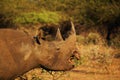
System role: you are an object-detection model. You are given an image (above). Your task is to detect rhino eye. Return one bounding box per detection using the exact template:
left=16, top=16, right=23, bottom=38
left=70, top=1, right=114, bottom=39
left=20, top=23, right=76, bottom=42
left=33, top=36, right=41, bottom=45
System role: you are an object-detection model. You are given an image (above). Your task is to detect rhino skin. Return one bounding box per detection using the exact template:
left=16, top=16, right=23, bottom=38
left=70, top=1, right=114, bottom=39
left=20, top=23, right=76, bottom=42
left=0, top=21, right=79, bottom=80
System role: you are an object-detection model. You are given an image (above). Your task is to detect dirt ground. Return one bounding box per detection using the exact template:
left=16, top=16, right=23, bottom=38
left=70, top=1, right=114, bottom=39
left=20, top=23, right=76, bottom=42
left=70, top=56, right=120, bottom=80
left=63, top=59, right=120, bottom=80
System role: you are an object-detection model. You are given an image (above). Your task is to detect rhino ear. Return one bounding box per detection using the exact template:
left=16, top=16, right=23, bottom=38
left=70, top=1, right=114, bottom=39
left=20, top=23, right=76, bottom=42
left=55, top=28, right=63, bottom=41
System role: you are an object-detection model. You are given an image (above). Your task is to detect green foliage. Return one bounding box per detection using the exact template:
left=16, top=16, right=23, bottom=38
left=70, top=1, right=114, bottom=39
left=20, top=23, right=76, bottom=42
left=0, top=0, right=38, bottom=27
left=73, top=57, right=83, bottom=67
left=75, top=0, right=120, bottom=25
left=0, top=0, right=120, bottom=27
left=14, top=11, right=62, bottom=24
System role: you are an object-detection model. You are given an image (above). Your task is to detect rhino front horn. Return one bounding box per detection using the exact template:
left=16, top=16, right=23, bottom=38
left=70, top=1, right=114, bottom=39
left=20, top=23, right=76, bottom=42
left=70, top=21, right=76, bottom=35
left=55, top=28, right=63, bottom=41
left=65, top=21, right=76, bottom=42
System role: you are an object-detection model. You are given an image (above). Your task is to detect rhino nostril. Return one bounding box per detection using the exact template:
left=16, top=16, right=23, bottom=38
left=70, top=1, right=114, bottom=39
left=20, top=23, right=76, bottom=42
left=72, top=65, right=75, bottom=68
left=73, top=51, right=80, bottom=60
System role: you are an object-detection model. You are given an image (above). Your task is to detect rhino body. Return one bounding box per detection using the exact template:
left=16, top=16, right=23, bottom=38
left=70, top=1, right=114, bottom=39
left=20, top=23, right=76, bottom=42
left=0, top=21, right=79, bottom=80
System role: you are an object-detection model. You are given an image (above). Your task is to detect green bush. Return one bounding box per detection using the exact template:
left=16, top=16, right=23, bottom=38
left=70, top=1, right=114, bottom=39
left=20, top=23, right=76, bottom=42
left=14, top=11, right=62, bottom=25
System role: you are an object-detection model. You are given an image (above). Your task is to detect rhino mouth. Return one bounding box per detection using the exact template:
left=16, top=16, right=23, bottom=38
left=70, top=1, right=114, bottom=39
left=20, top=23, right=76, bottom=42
left=68, top=51, right=80, bottom=66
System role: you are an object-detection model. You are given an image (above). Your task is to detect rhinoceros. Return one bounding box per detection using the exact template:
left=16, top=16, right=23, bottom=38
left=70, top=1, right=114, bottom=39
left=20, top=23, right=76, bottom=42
left=0, top=21, right=79, bottom=80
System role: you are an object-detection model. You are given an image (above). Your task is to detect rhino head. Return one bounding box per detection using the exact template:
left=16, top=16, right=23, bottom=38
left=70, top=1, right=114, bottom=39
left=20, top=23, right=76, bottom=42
left=34, top=21, right=79, bottom=70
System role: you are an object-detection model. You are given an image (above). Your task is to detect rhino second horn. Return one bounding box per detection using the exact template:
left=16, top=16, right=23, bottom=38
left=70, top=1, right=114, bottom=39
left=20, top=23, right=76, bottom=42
left=55, top=28, right=63, bottom=41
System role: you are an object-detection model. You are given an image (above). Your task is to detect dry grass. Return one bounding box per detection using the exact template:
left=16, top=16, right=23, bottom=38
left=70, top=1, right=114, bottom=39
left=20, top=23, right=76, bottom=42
left=77, top=44, right=114, bottom=73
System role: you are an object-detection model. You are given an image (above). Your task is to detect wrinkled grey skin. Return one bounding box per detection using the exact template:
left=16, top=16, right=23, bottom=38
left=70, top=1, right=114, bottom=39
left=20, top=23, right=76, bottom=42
left=0, top=21, right=79, bottom=80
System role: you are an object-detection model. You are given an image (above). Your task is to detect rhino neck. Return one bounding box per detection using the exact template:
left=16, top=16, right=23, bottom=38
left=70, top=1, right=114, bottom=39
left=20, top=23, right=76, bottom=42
left=14, top=43, right=39, bottom=75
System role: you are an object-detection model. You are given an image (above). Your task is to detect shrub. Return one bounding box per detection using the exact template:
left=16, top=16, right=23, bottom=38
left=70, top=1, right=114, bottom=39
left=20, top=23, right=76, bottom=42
left=77, top=32, right=104, bottom=45
left=14, top=10, right=62, bottom=25
left=77, top=35, right=86, bottom=44
left=86, top=33, right=101, bottom=45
